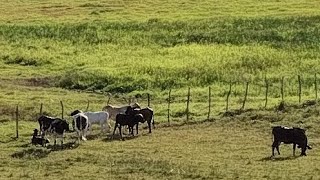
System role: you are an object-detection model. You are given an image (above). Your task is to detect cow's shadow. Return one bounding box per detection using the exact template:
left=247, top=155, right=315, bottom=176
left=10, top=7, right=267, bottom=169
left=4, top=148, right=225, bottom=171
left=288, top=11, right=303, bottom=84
left=259, top=156, right=300, bottom=161
left=46, top=141, right=79, bottom=151
left=11, top=148, right=51, bottom=159
left=102, top=133, right=140, bottom=142
left=85, top=133, right=104, bottom=141
left=0, top=137, right=17, bottom=144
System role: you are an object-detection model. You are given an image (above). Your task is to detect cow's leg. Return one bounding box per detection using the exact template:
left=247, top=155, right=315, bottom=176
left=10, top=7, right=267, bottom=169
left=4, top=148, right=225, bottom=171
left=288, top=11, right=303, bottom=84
left=300, top=144, right=307, bottom=156
left=60, top=134, right=64, bottom=149
left=136, top=123, right=139, bottom=135
left=87, top=124, right=91, bottom=135
left=100, top=123, right=104, bottom=133
left=82, top=129, right=88, bottom=141
left=112, top=124, right=117, bottom=136
left=108, top=121, right=112, bottom=130
left=148, top=121, right=152, bottom=133
left=272, top=141, right=279, bottom=156
left=54, top=135, right=57, bottom=147
left=119, top=125, right=123, bottom=140
left=276, top=145, right=280, bottom=155
left=130, top=125, right=134, bottom=136
left=76, top=130, right=81, bottom=143
left=293, top=144, right=296, bottom=156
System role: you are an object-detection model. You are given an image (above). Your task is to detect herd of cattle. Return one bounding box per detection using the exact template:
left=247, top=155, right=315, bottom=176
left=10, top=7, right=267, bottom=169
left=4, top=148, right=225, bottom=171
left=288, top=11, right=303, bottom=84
left=31, top=102, right=313, bottom=157
left=32, top=103, right=154, bottom=146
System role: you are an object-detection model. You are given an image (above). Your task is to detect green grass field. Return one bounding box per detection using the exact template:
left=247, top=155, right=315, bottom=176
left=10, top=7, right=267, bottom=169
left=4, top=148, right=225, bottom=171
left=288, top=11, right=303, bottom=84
left=1, top=0, right=320, bottom=179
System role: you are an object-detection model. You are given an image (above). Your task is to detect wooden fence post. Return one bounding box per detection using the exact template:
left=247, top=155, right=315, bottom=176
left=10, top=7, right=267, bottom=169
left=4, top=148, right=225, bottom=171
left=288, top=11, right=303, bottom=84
left=226, top=83, right=232, bottom=112
left=167, top=89, right=171, bottom=124
left=265, top=77, right=269, bottom=108
left=15, top=104, right=19, bottom=139
left=39, top=103, right=43, bottom=117
left=106, top=94, right=111, bottom=105
left=147, top=93, right=150, bottom=107
left=281, top=77, right=284, bottom=102
left=241, top=82, right=249, bottom=110
left=208, top=86, right=211, bottom=120
left=298, top=75, right=302, bottom=104
left=186, top=87, right=191, bottom=122
left=60, top=101, right=64, bottom=119
left=86, top=100, right=90, bottom=111
left=315, top=73, right=318, bottom=101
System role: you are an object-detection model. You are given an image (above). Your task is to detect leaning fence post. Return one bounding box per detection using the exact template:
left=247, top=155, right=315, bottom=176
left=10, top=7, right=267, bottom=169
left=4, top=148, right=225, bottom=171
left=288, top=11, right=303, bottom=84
left=39, top=103, right=43, bottom=117
left=106, top=94, right=111, bottom=105
left=226, top=83, right=232, bottom=112
left=298, top=75, right=302, bottom=104
left=281, top=77, right=284, bottom=102
left=15, top=104, right=19, bottom=139
left=147, top=93, right=150, bottom=107
left=241, top=82, right=249, bottom=110
left=265, top=77, right=269, bottom=108
left=60, top=101, right=64, bottom=119
left=167, top=89, right=171, bottom=124
left=186, top=87, right=191, bottom=122
left=208, top=86, right=211, bottom=120
left=86, top=100, right=90, bottom=111
left=315, top=73, right=318, bottom=101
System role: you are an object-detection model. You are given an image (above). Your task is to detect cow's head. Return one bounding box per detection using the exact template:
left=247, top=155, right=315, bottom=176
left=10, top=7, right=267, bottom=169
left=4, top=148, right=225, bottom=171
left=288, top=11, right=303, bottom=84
left=70, top=110, right=83, bottom=116
left=131, top=102, right=140, bottom=109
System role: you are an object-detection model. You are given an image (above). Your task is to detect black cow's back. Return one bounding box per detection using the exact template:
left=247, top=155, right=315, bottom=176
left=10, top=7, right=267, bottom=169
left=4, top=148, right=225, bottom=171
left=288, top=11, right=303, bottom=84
left=38, top=115, right=55, bottom=132
left=50, top=119, right=69, bottom=135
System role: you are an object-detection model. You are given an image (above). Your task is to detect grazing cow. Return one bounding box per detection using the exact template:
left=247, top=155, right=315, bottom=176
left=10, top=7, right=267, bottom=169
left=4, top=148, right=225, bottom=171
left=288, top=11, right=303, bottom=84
left=71, top=110, right=109, bottom=133
left=38, top=115, right=56, bottom=135
left=113, top=113, right=145, bottom=140
left=102, top=102, right=140, bottom=120
left=272, top=126, right=312, bottom=156
left=31, top=129, right=50, bottom=147
left=126, top=106, right=154, bottom=133
left=47, top=119, right=70, bottom=146
left=71, top=110, right=89, bottom=141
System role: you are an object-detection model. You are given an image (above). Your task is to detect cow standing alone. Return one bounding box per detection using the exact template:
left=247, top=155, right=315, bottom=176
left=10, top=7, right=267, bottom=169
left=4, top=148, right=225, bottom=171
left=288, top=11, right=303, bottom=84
left=271, top=126, right=312, bottom=156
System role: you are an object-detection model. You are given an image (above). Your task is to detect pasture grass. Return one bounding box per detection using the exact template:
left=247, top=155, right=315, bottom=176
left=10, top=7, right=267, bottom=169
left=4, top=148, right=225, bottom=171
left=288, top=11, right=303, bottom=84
left=1, top=0, right=320, bottom=178
left=1, top=108, right=320, bottom=179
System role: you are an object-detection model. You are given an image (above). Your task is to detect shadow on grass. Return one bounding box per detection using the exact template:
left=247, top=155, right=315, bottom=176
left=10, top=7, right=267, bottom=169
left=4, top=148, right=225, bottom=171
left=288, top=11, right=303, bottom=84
left=259, top=156, right=300, bottom=161
left=0, top=137, right=17, bottom=144
left=46, top=141, right=79, bottom=151
left=102, top=133, right=140, bottom=142
left=11, top=148, right=51, bottom=159
left=85, top=133, right=104, bottom=140
left=12, top=141, right=80, bottom=159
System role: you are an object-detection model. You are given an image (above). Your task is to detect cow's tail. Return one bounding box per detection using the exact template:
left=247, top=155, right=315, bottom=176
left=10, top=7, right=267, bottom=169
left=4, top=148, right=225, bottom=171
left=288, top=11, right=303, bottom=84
left=152, top=113, right=155, bottom=129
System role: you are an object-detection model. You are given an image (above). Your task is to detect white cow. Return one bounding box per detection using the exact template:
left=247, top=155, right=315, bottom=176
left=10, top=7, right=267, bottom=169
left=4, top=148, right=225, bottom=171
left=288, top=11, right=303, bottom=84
left=71, top=110, right=110, bottom=134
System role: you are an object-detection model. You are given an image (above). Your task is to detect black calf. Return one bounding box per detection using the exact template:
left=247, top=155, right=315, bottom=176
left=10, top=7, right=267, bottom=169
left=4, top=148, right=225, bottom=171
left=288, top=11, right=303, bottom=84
left=113, top=113, right=144, bottom=140
left=126, top=106, right=154, bottom=133
left=31, top=129, right=50, bottom=147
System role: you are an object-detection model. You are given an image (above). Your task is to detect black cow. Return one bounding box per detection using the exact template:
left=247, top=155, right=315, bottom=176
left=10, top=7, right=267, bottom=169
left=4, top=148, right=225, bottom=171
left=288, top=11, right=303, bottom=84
left=31, top=129, right=50, bottom=147
left=272, top=126, right=312, bottom=156
left=48, top=119, right=70, bottom=146
left=126, top=106, right=154, bottom=133
left=113, top=113, right=144, bottom=140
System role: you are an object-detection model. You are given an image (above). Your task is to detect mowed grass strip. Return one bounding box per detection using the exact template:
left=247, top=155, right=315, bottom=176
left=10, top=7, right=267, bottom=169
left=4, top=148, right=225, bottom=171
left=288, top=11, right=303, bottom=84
left=1, top=120, right=320, bottom=179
